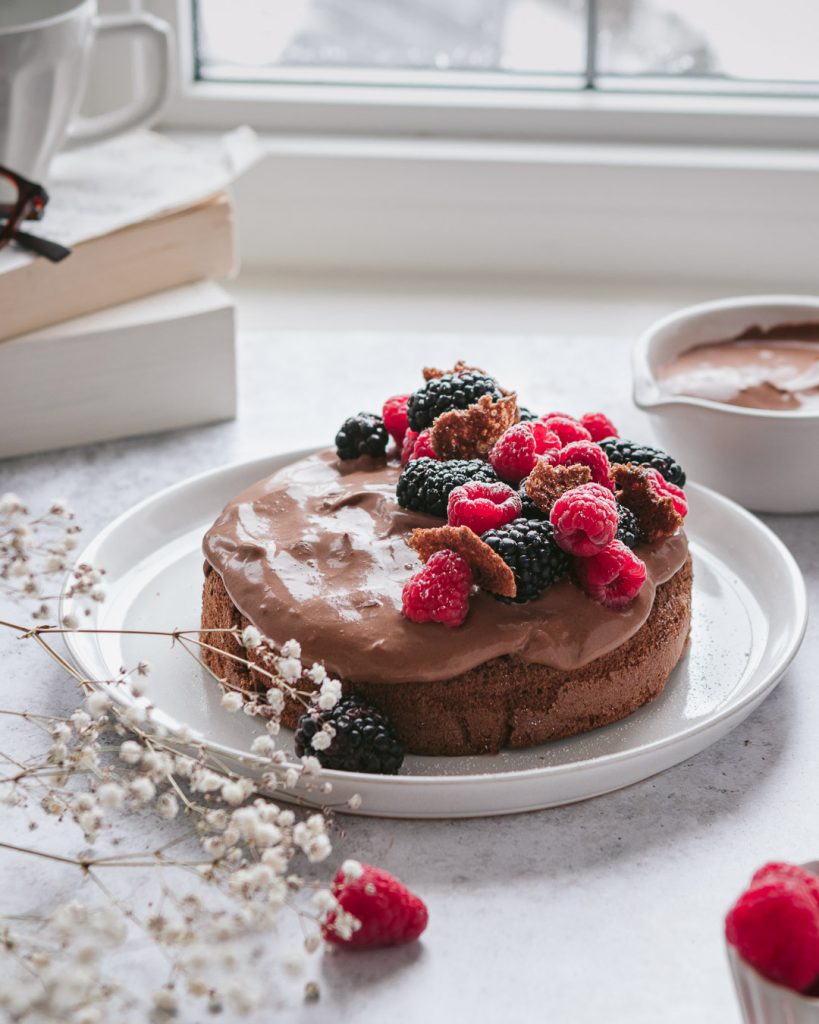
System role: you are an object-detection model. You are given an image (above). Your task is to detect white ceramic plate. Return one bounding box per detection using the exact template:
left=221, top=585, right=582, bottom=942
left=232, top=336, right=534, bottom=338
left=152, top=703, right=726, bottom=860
left=62, top=449, right=807, bottom=819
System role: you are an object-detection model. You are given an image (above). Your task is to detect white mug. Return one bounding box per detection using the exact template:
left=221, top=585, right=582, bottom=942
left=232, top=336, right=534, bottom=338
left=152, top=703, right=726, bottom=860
left=0, top=0, right=173, bottom=182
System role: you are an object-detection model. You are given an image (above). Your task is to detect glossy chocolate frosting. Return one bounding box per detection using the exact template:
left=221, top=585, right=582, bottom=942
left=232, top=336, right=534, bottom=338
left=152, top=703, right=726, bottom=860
left=203, top=451, right=689, bottom=684
left=659, top=322, right=819, bottom=411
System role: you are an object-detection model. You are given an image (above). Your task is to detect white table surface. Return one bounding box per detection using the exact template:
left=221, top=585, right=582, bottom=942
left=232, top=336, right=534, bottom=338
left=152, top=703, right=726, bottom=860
left=1, top=329, right=816, bottom=1023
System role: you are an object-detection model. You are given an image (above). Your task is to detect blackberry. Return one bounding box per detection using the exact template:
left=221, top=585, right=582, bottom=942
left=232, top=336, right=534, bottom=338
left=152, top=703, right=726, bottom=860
left=396, top=458, right=497, bottom=518
left=599, top=438, right=686, bottom=487
left=616, top=504, right=642, bottom=549
left=517, top=483, right=547, bottom=520
left=335, top=413, right=388, bottom=460
left=518, top=406, right=538, bottom=422
left=294, top=695, right=404, bottom=775
left=482, top=517, right=570, bottom=603
left=406, top=371, right=502, bottom=431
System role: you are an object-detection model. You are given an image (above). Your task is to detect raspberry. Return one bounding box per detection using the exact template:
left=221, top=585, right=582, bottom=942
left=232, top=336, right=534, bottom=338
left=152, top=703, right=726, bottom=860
left=540, top=415, right=592, bottom=446
left=550, top=440, right=614, bottom=490
left=580, top=412, right=619, bottom=442
left=295, top=695, right=404, bottom=775
left=645, top=467, right=688, bottom=518
left=481, top=518, right=570, bottom=603
left=550, top=483, right=619, bottom=557
left=323, top=863, right=428, bottom=949
left=752, top=863, right=819, bottom=907
left=407, top=371, right=502, bottom=431
left=408, top=428, right=437, bottom=462
left=575, top=539, right=647, bottom=609
left=401, top=549, right=473, bottom=627
left=447, top=481, right=522, bottom=534
left=726, top=879, right=819, bottom=992
left=397, top=458, right=498, bottom=518
left=382, top=394, right=410, bottom=447
left=489, top=422, right=561, bottom=484
left=598, top=438, right=686, bottom=487
left=400, top=429, right=418, bottom=465
left=335, top=413, right=388, bottom=460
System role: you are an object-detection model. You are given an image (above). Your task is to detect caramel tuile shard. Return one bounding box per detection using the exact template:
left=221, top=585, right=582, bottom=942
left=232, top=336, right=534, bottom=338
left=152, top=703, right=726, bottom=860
left=409, top=525, right=517, bottom=599
left=429, top=393, right=519, bottom=460
left=525, top=462, right=592, bottom=515
left=612, top=464, right=683, bottom=542
left=422, top=360, right=486, bottom=382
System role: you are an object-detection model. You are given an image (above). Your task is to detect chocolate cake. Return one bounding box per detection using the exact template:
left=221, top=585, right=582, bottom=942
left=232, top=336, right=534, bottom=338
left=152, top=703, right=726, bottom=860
left=201, top=400, right=693, bottom=760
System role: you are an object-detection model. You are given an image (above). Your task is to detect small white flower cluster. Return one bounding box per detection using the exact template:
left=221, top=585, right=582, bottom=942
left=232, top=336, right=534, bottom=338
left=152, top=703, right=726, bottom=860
left=0, top=494, right=98, bottom=620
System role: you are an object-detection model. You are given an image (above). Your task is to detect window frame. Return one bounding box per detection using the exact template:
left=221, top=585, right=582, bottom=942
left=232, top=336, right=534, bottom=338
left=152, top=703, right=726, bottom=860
left=148, top=0, right=819, bottom=149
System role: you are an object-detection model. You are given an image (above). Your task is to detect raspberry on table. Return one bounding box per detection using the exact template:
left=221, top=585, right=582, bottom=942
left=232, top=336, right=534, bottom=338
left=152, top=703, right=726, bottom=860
left=645, top=467, right=688, bottom=518
left=335, top=413, right=388, bottom=460
left=549, top=483, right=619, bottom=557
left=402, top=548, right=473, bottom=627
left=615, top=503, right=642, bottom=549
left=400, top=429, right=418, bottom=465
left=575, top=539, right=647, bottom=609
left=295, top=695, right=404, bottom=775
left=397, top=458, right=498, bottom=518
left=598, top=437, right=687, bottom=487
left=447, top=481, right=522, bottom=534
left=726, top=877, right=819, bottom=992
left=489, top=422, right=561, bottom=484
left=382, top=394, right=410, bottom=447
left=407, top=371, right=502, bottom=431
left=481, top=517, right=570, bottom=603
left=408, top=428, right=437, bottom=462
left=323, top=863, right=429, bottom=949
left=752, top=863, right=819, bottom=906
left=580, top=412, right=619, bottom=442
left=540, top=415, right=592, bottom=446
left=550, top=439, right=614, bottom=490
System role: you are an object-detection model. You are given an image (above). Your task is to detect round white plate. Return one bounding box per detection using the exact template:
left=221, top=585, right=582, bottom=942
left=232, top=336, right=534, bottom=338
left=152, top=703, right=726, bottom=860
left=63, top=449, right=807, bottom=819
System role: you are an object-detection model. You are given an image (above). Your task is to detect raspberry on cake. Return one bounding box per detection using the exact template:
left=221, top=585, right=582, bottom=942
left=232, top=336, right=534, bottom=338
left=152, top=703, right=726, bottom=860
left=580, top=411, right=619, bottom=442
left=200, top=361, right=692, bottom=759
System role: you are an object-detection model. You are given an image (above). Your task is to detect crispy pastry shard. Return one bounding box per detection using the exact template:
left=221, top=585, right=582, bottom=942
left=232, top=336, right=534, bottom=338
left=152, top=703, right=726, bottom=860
left=429, top=393, right=519, bottom=459
left=525, top=462, right=592, bottom=515
left=422, top=360, right=486, bottom=381
left=612, top=463, right=683, bottom=542
left=409, top=525, right=517, bottom=599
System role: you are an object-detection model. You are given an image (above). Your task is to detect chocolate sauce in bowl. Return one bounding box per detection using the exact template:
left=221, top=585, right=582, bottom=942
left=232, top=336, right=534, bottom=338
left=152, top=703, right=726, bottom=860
left=203, top=450, right=688, bottom=684
left=658, top=322, right=819, bottom=412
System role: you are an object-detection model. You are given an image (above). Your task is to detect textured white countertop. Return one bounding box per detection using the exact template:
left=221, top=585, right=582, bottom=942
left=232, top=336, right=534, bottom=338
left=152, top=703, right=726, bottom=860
left=1, top=326, right=816, bottom=1023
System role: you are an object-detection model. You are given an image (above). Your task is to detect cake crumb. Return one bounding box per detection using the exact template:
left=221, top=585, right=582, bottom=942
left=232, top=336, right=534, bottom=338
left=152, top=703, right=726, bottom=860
left=409, top=524, right=517, bottom=599
left=525, top=462, right=592, bottom=514
left=422, top=360, right=486, bottom=381
left=612, top=463, right=683, bottom=541
left=429, top=393, right=519, bottom=459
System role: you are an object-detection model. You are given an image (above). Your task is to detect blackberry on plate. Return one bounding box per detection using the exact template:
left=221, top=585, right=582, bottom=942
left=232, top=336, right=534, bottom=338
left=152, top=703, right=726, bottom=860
left=406, top=371, right=502, bottom=431
left=335, top=413, right=388, bottom=460
left=518, top=406, right=538, bottom=422
left=616, top=504, right=642, bottom=549
left=482, top=517, right=570, bottom=603
left=598, top=438, right=686, bottom=487
left=397, top=458, right=497, bottom=518
left=294, top=695, right=404, bottom=775
left=517, top=483, right=547, bottom=520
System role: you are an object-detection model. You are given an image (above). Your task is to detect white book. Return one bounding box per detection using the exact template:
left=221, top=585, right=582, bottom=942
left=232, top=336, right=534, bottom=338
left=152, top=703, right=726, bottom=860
left=0, top=282, right=236, bottom=458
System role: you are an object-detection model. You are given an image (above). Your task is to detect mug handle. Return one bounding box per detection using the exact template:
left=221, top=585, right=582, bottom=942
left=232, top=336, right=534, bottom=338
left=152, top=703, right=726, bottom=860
left=64, top=12, right=174, bottom=148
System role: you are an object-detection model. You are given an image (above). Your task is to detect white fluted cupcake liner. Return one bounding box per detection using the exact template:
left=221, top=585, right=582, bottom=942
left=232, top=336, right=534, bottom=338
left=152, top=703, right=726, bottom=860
left=727, top=944, right=819, bottom=1023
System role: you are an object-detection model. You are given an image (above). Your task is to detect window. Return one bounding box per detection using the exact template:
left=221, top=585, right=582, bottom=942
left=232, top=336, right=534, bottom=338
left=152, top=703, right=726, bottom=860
left=195, top=0, right=819, bottom=97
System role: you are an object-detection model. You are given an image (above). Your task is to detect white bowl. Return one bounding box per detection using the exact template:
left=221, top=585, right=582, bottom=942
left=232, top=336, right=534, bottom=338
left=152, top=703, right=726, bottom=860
left=727, top=861, right=819, bottom=1023
left=634, top=295, right=819, bottom=513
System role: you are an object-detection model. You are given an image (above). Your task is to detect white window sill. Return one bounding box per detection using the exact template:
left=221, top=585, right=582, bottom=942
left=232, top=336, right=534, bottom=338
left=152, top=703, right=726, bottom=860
left=198, top=129, right=819, bottom=289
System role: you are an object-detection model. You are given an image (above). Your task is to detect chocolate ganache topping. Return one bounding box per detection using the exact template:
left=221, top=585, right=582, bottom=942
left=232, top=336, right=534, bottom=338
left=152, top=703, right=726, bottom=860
left=203, top=450, right=688, bottom=685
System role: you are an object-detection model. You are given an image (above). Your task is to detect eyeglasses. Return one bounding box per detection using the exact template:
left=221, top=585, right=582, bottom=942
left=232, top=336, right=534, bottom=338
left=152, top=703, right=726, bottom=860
left=0, top=165, right=71, bottom=263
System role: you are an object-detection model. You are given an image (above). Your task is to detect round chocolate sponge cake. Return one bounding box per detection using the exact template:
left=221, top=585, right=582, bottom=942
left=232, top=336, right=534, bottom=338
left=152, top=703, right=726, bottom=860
left=200, top=450, right=692, bottom=757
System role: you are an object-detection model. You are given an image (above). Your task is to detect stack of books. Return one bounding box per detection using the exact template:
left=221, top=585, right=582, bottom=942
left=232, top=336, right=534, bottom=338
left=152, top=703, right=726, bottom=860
left=0, top=131, right=253, bottom=458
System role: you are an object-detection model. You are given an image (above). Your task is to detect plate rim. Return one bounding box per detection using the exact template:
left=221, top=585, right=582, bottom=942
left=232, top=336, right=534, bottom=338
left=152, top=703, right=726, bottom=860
left=62, top=449, right=809, bottom=791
